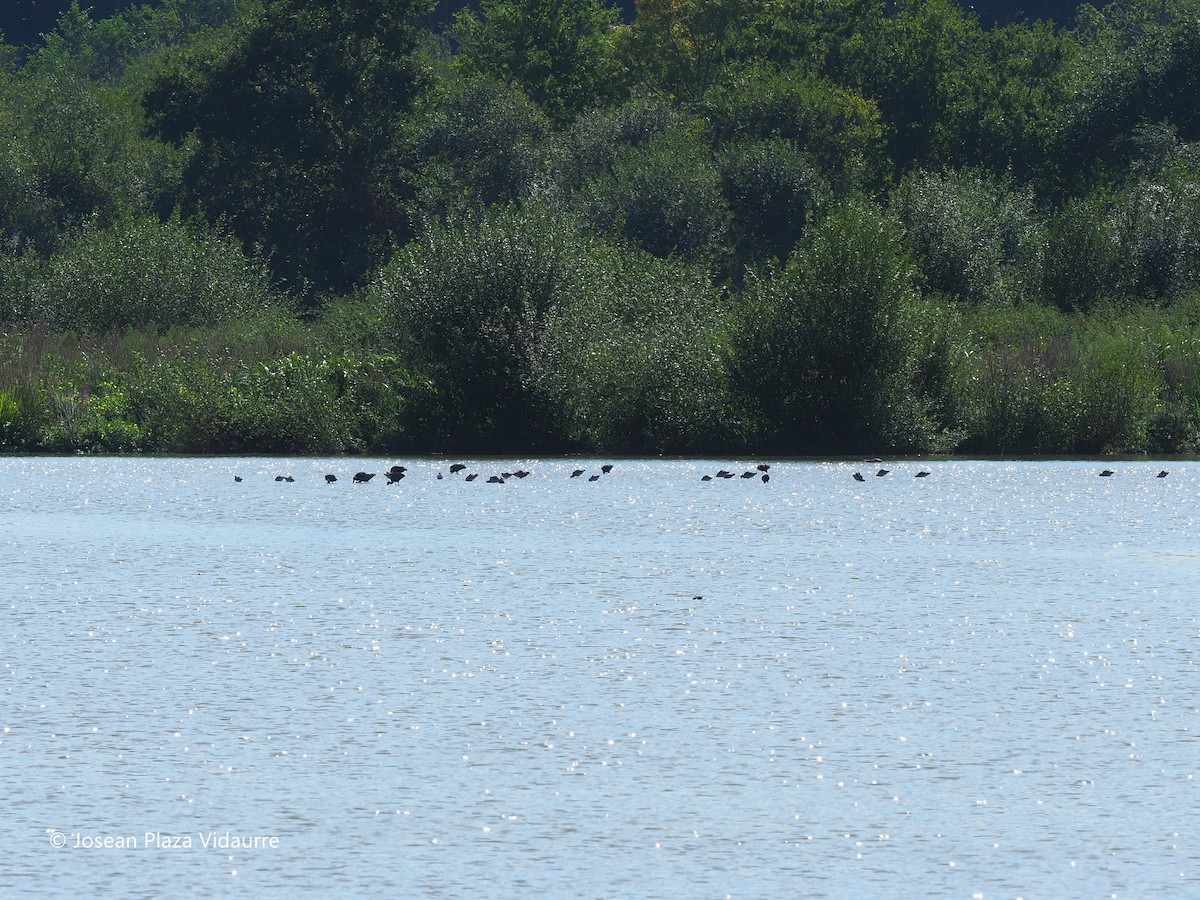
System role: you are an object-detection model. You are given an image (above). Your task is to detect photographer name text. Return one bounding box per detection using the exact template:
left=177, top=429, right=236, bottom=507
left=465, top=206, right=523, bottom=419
left=50, top=831, right=279, bottom=850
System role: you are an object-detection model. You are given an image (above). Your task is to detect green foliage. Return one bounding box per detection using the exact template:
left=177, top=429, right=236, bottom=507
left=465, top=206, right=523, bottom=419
left=1043, top=190, right=1122, bottom=309
left=371, top=202, right=585, bottom=450
left=3, top=0, right=1200, bottom=457
left=574, top=124, right=730, bottom=263
left=892, top=168, right=1045, bottom=304
left=550, top=93, right=681, bottom=192
left=1109, top=165, right=1200, bottom=301
left=732, top=199, right=939, bottom=452
left=538, top=247, right=743, bottom=452
left=701, top=64, right=884, bottom=194
left=0, top=312, right=428, bottom=453
left=409, top=75, right=551, bottom=222
left=143, top=0, right=435, bottom=296
left=17, top=213, right=279, bottom=331
left=372, top=201, right=744, bottom=452
left=718, top=137, right=828, bottom=274
left=0, top=66, right=182, bottom=253
left=1045, top=152, right=1200, bottom=308
left=454, top=0, right=619, bottom=122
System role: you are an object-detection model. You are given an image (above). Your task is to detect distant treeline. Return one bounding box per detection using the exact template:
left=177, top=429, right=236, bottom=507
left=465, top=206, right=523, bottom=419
left=2, top=0, right=1200, bottom=457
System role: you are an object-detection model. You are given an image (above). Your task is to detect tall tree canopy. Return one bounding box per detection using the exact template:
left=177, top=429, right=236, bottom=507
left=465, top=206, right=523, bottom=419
left=143, top=0, right=434, bottom=295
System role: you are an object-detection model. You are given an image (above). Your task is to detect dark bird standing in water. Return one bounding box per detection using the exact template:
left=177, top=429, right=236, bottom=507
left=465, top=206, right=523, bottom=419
left=853, top=472, right=865, bottom=482
left=353, top=472, right=375, bottom=483
left=1158, top=470, right=1169, bottom=478
left=601, top=464, right=613, bottom=474
left=588, top=474, right=601, bottom=481
left=449, top=464, right=467, bottom=474
left=1099, top=469, right=1114, bottom=477
left=325, top=474, right=337, bottom=483
left=487, top=475, right=505, bottom=483
left=761, top=473, right=769, bottom=483
left=757, top=463, right=770, bottom=472
left=915, top=471, right=930, bottom=478
left=571, top=469, right=585, bottom=478
left=234, top=476, right=243, bottom=482
left=701, top=475, right=713, bottom=481
left=876, top=469, right=889, bottom=477
left=385, top=470, right=405, bottom=484
left=465, top=473, right=479, bottom=481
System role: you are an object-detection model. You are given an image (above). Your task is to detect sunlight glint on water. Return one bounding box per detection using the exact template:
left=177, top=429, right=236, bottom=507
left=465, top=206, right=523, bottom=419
left=2, top=457, right=1198, bottom=897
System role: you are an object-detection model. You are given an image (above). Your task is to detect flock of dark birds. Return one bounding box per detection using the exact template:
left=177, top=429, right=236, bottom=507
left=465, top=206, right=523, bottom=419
left=232, top=462, right=1172, bottom=484
left=234, top=463, right=616, bottom=484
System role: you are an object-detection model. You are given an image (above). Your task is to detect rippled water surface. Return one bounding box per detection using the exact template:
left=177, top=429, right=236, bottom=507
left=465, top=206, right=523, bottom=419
left=3, top=457, right=1199, bottom=898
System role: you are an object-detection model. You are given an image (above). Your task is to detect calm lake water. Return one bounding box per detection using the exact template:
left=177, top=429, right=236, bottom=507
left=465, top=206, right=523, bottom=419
left=2, top=456, right=1198, bottom=898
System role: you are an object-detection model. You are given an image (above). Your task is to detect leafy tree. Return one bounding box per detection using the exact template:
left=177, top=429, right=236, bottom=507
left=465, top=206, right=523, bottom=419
left=409, top=75, right=551, bottom=223
left=718, top=137, right=828, bottom=275
left=864, top=0, right=983, bottom=174
left=453, top=0, right=619, bottom=122
left=539, top=247, right=742, bottom=451
left=1058, top=1, right=1200, bottom=192
left=143, top=0, right=434, bottom=296
left=20, top=213, right=279, bottom=331
left=370, top=202, right=594, bottom=451
left=550, top=92, right=680, bottom=192
left=892, top=168, right=1045, bottom=304
left=0, top=65, right=180, bottom=254
left=575, top=124, right=730, bottom=263
left=733, top=199, right=936, bottom=452
left=701, top=63, right=883, bottom=193
left=611, top=0, right=758, bottom=102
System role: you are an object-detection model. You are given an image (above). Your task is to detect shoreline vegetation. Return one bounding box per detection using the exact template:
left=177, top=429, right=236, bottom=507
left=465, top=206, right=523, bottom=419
left=4, top=1, right=1200, bottom=458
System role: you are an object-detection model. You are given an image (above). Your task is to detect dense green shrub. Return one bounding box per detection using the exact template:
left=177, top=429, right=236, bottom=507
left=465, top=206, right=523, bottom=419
left=0, top=68, right=181, bottom=250
left=702, top=64, right=884, bottom=194
left=732, top=198, right=941, bottom=453
left=372, top=201, right=745, bottom=452
left=1109, top=166, right=1200, bottom=301
left=718, top=137, right=828, bottom=274
left=409, top=75, right=551, bottom=222
left=371, top=202, right=592, bottom=450
left=1043, top=190, right=1122, bottom=310
left=575, top=125, right=730, bottom=263
left=551, top=93, right=681, bottom=193
left=538, top=247, right=743, bottom=452
left=18, top=213, right=279, bottom=330
left=892, top=168, right=1045, bottom=304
